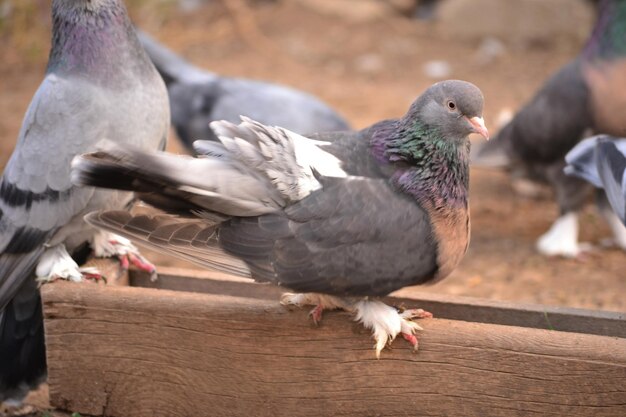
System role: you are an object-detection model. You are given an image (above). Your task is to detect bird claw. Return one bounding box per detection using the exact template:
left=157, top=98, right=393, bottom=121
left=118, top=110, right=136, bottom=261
left=92, top=232, right=157, bottom=280
left=280, top=292, right=347, bottom=326
left=401, top=332, right=419, bottom=351
left=281, top=293, right=432, bottom=357
left=117, top=250, right=157, bottom=279
left=400, top=308, right=433, bottom=320
left=309, top=304, right=324, bottom=325
left=36, top=254, right=106, bottom=285
left=79, top=267, right=108, bottom=283
left=0, top=403, right=38, bottom=417
left=353, top=301, right=432, bottom=358
left=398, top=309, right=433, bottom=352
left=36, top=245, right=88, bottom=283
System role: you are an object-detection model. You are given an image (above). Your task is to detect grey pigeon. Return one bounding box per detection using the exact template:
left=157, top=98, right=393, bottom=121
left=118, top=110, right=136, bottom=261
left=472, top=0, right=626, bottom=257
left=72, top=80, right=488, bottom=357
left=566, top=136, right=626, bottom=226
left=0, top=0, right=169, bottom=406
left=136, top=30, right=350, bottom=152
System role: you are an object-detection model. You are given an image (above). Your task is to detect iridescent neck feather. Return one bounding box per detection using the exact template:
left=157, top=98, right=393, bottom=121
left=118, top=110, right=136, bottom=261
left=371, top=120, right=470, bottom=209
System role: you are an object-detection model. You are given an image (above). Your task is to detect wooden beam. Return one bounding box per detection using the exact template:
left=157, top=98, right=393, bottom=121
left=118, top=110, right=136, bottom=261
left=132, top=267, right=626, bottom=338
left=42, top=281, right=626, bottom=417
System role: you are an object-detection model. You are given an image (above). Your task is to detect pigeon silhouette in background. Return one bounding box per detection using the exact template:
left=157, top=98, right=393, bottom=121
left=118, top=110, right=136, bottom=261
left=0, top=0, right=169, bottom=406
left=137, top=30, right=351, bottom=152
left=472, top=0, right=626, bottom=257
left=72, top=80, right=488, bottom=357
left=566, top=136, right=626, bottom=226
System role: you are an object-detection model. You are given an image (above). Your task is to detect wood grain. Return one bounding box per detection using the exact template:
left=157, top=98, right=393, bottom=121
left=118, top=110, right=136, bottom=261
left=42, top=281, right=626, bottom=417
left=133, top=267, right=626, bottom=338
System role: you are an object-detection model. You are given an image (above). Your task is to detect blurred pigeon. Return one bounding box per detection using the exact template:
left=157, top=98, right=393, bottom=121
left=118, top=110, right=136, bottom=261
left=0, top=0, right=169, bottom=406
left=566, top=136, right=626, bottom=229
left=472, top=0, right=626, bottom=257
left=414, top=0, right=440, bottom=20
left=137, top=30, right=350, bottom=152
left=72, top=80, right=488, bottom=357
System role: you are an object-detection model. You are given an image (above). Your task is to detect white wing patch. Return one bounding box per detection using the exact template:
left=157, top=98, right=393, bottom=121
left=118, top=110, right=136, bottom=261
left=289, top=133, right=347, bottom=178
left=210, top=116, right=347, bottom=203
left=286, top=127, right=347, bottom=199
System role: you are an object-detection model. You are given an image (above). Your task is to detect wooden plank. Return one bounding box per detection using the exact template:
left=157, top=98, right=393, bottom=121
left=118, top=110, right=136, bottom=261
left=42, top=281, right=626, bottom=417
left=82, top=257, right=130, bottom=286
left=132, top=267, right=626, bottom=338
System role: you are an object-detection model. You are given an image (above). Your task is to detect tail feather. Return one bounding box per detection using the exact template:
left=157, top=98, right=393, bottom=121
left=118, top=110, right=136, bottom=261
left=0, top=280, right=46, bottom=405
left=597, top=140, right=626, bottom=222
left=72, top=117, right=344, bottom=218
left=0, top=252, right=42, bottom=313
left=72, top=143, right=281, bottom=217
left=564, top=135, right=608, bottom=187
left=193, top=141, right=231, bottom=159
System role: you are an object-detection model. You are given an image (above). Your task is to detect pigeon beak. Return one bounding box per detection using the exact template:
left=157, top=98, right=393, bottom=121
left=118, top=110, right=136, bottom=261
left=467, top=116, right=489, bottom=140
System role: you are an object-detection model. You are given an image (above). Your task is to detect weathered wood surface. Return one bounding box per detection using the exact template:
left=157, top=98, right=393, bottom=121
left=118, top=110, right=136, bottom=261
left=82, top=257, right=130, bottom=286
left=42, top=281, right=626, bottom=417
left=133, top=267, right=626, bottom=338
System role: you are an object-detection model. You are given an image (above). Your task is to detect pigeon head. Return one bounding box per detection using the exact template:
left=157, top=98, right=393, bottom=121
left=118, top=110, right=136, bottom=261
left=406, top=80, right=489, bottom=141
left=49, top=0, right=154, bottom=82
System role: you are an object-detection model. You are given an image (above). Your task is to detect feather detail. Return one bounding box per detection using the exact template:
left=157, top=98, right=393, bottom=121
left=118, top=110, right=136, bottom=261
left=84, top=211, right=251, bottom=277
left=210, top=117, right=347, bottom=203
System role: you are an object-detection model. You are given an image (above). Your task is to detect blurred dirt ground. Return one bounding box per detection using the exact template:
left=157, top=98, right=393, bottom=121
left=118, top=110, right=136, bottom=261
left=1, top=0, right=624, bottom=315
left=1, top=0, right=625, bottom=415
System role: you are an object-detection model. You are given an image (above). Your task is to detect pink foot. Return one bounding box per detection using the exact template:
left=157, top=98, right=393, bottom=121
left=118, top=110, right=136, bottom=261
left=125, top=251, right=156, bottom=274
left=309, top=305, right=324, bottom=325
left=399, top=308, right=433, bottom=352
left=401, top=332, right=419, bottom=350
left=107, top=238, right=156, bottom=277
left=402, top=308, right=433, bottom=319
left=78, top=267, right=108, bottom=284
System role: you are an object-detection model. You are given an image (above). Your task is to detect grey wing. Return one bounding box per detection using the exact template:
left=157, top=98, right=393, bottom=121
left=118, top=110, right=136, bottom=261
left=0, top=277, right=46, bottom=403
left=211, top=78, right=350, bottom=134
left=170, top=77, right=351, bottom=151
left=0, top=73, right=113, bottom=310
left=83, top=210, right=251, bottom=277
left=84, top=177, right=437, bottom=297
left=596, top=140, right=626, bottom=222
left=306, top=126, right=387, bottom=177
left=0, top=74, right=107, bottom=400
left=220, top=176, right=438, bottom=296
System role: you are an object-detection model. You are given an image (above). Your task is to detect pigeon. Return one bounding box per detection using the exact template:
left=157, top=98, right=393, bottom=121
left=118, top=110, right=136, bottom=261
left=136, top=30, right=351, bottom=152
left=565, top=135, right=626, bottom=227
left=71, top=80, right=488, bottom=357
left=472, top=0, right=626, bottom=257
left=0, top=0, right=169, bottom=406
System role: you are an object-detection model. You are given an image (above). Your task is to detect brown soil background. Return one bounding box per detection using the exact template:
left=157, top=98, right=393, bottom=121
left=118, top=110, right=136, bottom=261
left=1, top=1, right=624, bottom=313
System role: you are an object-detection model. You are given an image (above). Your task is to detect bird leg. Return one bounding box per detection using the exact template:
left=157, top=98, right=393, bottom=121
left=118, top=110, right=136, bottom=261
left=536, top=212, right=593, bottom=258
left=35, top=244, right=102, bottom=283
left=281, top=293, right=432, bottom=357
left=398, top=308, right=434, bottom=350
left=280, top=293, right=349, bottom=325
left=0, top=402, right=37, bottom=417
left=91, top=231, right=157, bottom=280
left=597, top=199, right=626, bottom=251
left=352, top=300, right=432, bottom=358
